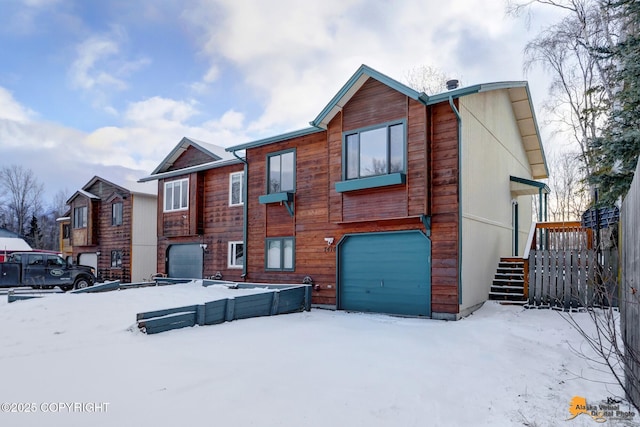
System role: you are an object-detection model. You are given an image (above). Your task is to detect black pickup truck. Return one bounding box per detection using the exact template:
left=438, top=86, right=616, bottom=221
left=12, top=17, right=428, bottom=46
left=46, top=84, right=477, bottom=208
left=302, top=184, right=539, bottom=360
left=0, top=251, right=96, bottom=291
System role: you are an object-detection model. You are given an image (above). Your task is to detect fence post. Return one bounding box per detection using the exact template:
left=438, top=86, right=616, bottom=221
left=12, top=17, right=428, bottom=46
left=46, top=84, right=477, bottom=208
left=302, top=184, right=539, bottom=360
left=270, top=290, right=280, bottom=315
left=196, top=304, right=205, bottom=326
left=225, top=298, right=235, bottom=321
left=304, top=285, right=312, bottom=311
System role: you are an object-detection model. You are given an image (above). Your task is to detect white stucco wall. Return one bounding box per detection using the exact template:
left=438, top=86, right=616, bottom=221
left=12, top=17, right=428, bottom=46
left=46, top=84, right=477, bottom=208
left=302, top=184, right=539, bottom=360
left=459, top=89, right=536, bottom=313
left=131, top=193, right=158, bottom=282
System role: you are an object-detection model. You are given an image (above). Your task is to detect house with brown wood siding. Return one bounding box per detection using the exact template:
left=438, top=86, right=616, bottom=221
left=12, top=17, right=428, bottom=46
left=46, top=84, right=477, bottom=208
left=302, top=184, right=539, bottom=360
left=139, top=137, right=245, bottom=281
left=222, top=65, right=548, bottom=320
left=67, top=176, right=157, bottom=283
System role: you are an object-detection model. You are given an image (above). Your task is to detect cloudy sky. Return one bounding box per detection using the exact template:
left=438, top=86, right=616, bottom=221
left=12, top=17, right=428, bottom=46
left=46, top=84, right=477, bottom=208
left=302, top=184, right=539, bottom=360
left=0, top=0, right=565, bottom=203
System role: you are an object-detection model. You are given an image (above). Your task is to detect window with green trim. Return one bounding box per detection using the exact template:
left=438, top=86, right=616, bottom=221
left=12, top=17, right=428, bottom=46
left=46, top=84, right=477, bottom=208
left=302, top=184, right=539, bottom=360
left=345, top=122, right=405, bottom=179
left=267, top=150, right=295, bottom=194
left=265, top=237, right=294, bottom=271
left=112, top=202, right=123, bottom=226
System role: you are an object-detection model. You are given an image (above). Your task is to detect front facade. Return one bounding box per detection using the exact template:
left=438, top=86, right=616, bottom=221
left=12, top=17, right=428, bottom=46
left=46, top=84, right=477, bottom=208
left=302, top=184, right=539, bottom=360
left=224, top=65, right=547, bottom=320
left=140, top=137, right=245, bottom=281
left=67, top=176, right=157, bottom=283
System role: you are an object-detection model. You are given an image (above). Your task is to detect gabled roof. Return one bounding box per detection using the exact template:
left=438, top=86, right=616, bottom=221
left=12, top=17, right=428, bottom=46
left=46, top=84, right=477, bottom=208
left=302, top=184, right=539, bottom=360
left=138, top=157, right=244, bottom=182
left=66, top=189, right=100, bottom=205
left=310, top=64, right=428, bottom=129
left=225, top=64, right=548, bottom=179
left=151, top=137, right=234, bottom=175
left=81, top=175, right=157, bottom=196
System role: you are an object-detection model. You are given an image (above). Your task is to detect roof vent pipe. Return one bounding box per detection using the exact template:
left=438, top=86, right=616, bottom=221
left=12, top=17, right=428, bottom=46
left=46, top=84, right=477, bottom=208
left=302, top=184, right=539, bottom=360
left=446, top=79, right=459, bottom=90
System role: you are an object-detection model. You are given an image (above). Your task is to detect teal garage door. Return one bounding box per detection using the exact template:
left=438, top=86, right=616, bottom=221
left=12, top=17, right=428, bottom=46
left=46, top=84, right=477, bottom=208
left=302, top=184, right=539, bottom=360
left=168, top=244, right=203, bottom=279
left=339, top=230, right=431, bottom=316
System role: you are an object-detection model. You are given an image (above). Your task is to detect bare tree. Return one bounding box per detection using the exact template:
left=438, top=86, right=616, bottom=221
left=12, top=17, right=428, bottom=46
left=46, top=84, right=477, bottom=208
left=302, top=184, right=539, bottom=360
left=547, top=151, right=591, bottom=220
left=404, top=65, right=453, bottom=95
left=508, top=0, right=620, bottom=177
left=0, top=164, right=45, bottom=236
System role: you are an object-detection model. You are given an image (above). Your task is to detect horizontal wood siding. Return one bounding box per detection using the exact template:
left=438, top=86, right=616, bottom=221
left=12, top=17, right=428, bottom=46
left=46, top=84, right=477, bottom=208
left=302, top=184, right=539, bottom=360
left=156, top=164, right=245, bottom=282
left=342, top=186, right=407, bottom=221
left=244, top=81, right=437, bottom=309
left=407, top=98, right=428, bottom=216
left=342, top=78, right=406, bottom=131
left=83, top=180, right=133, bottom=283
left=430, top=102, right=460, bottom=314
left=171, top=145, right=215, bottom=170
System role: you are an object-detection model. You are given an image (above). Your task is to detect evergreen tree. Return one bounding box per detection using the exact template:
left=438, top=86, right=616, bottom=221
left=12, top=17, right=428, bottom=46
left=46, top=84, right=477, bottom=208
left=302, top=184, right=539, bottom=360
left=589, top=0, right=640, bottom=205
left=26, top=214, right=43, bottom=249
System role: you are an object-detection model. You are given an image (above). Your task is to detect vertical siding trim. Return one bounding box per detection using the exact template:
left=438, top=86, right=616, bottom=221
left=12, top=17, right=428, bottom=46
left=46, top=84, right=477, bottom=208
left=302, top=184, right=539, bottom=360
left=230, top=150, right=249, bottom=278
left=448, top=96, right=463, bottom=305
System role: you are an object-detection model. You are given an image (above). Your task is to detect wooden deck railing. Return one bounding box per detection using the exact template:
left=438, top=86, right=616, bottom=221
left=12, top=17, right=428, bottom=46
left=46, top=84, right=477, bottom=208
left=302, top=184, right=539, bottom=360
left=521, top=221, right=595, bottom=306
left=530, top=221, right=593, bottom=251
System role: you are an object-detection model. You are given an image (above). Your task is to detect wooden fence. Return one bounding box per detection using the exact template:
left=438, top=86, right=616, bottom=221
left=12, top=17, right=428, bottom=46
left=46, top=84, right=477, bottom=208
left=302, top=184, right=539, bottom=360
left=528, top=249, right=618, bottom=309
left=137, top=284, right=312, bottom=334
left=621, top=160, right=640, bottom=408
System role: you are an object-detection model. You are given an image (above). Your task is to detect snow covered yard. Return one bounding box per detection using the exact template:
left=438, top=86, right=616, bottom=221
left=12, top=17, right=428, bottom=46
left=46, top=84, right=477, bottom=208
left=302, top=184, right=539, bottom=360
left=0, top=282, right=637, bottom=427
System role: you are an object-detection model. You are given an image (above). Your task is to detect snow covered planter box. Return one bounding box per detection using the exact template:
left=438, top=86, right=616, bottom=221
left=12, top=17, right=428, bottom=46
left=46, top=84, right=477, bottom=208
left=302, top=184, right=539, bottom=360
left=137, top=284, right=312, bottom=334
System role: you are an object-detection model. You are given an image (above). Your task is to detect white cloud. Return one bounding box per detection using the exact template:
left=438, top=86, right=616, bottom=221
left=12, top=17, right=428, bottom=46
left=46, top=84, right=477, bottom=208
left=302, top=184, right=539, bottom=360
left=179, top=0, right=539, bottom=135
left=0, top=87, right=36, bottom=123
left=68, top=28, right=151, bottom=112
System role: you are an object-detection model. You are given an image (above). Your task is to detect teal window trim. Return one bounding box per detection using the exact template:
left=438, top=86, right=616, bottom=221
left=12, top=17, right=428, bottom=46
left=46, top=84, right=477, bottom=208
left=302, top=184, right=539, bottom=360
left=335, top=173, right=405, bottom=193
left=342, top=119, right=407, bottom=181
left=266, top=149, right=296, bottom=194
left=258, top=192, right=294, bottom=217
left=265, top=237, right=295, bottom=271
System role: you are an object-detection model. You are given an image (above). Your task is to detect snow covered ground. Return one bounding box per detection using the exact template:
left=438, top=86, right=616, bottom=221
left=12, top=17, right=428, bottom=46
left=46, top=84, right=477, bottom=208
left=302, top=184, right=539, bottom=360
left=0, top=281, right=637, bottom=427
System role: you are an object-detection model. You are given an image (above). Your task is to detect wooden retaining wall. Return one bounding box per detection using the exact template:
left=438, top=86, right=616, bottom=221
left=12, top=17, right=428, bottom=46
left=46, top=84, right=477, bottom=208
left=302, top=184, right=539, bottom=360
left=137, top=284, right=312, bottom=334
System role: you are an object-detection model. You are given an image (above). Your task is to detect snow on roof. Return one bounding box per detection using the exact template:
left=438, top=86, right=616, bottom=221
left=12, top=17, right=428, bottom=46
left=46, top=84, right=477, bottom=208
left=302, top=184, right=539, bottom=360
left=0, top=237, right=32, bottom=252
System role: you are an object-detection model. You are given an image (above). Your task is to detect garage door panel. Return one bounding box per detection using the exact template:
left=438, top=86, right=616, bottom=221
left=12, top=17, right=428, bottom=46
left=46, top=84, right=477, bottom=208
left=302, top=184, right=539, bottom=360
left=168, top=244, right=203, bottom=279
left=339, top=231, right=431, bottom=316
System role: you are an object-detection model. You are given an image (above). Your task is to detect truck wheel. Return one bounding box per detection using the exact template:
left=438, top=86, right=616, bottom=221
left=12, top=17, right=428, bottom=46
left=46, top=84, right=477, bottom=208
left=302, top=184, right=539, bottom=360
left=73, top=277, right=91, bottom=290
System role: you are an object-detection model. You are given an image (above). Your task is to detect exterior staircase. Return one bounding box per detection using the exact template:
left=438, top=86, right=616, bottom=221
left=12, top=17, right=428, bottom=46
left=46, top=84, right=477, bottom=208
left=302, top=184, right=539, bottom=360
left=488, top=257, right=527, bottom=305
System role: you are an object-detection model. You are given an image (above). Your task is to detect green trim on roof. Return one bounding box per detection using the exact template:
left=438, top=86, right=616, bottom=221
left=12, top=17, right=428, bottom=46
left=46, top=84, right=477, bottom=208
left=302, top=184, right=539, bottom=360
left=139, top=158, right=243, bottom=182
left=310, top=64, right=427, bottom=128
left=225, top=127, right=324, bottom=152
left=426, top=81, right=528, bottom=105
left=510, top=175, right=550, bottom=193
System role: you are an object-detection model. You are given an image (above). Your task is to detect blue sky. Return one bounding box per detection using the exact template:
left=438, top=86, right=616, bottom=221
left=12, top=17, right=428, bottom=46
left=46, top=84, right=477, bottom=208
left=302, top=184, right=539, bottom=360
left=0, top=0, right=563, bottom=203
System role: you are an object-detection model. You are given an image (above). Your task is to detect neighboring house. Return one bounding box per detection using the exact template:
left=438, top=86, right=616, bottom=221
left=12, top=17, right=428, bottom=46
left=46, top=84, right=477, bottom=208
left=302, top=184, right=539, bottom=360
left=66, top=176, right=158, bottom=283
left=219, top=64, right=548, bottom=320
left=139, top=137, right=245, bottom=281
left=56, top=210, right=73, bottom=261
left=0, top=228, right=32, bottom=262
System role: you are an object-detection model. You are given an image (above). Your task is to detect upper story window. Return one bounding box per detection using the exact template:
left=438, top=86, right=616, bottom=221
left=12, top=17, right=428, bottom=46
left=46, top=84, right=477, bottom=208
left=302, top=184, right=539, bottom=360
left=112, top=202, right=123, bottom=226
left=164, top=178, right=189, bottom=212
left=229, top=172, right=244, bottom=206
left=344, top=121, right=405, bottom=180
left=73, top=206, right=87, bottom=229
left=267, top=150, right=295, bottom=194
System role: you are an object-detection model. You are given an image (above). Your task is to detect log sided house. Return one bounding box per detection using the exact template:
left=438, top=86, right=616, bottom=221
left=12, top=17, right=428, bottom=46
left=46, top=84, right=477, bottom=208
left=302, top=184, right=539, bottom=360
left=66, top=176, right=157, bottom=283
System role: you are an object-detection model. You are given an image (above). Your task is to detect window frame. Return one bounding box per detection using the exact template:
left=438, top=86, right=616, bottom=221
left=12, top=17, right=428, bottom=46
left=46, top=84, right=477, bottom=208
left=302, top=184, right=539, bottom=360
left=110, top=250, right=123, bottom=269
left=264, top=237, right=295, bottom=271
left=73, top=206, right=87, bottom=229
left=266, top=149, right=296, bottom=195
left=228, top=241, right=244, bottom=269
left=342, top=120, right=407, bottom=181
left=111, top=201, right=123, bottom=226
left=164, top=178, right=189, bottom=212
left=229, top=171, right=244, bottom=206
